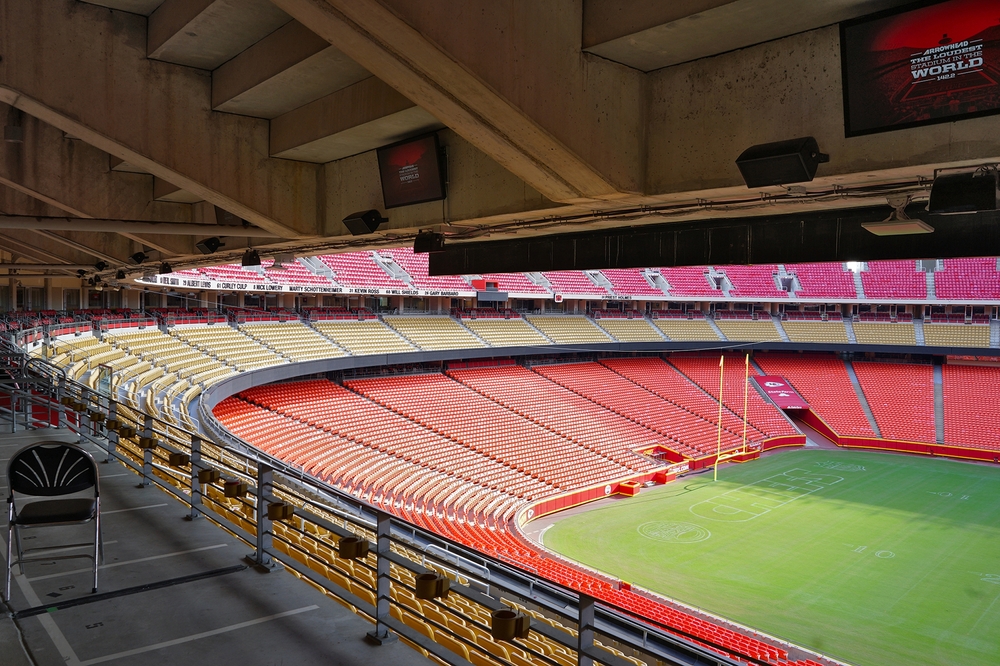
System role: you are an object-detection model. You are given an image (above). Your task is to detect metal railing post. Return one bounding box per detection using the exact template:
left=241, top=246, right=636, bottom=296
left=55, top=381, right=67, bottom=429
left=250, top=461, right=277, bottom=569
left=105, top=401, right=118, bottom=463
left=578, top=594, right=595, bottom=666
left=139, top=414, right=153, bottom=487
left=366, top=510, right=396, bottom=645
left=188, top=436, right=202, bottom=520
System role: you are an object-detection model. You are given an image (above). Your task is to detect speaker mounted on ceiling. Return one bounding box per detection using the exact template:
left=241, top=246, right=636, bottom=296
left=927, top=169, right=1000, bottom=214
left=736, top=137, right=829, bottom=188
left=343, top=210, right=387, bottom=236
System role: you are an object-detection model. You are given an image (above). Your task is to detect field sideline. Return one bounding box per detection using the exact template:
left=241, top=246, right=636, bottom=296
left=543, top=450, right=1000, bottom=666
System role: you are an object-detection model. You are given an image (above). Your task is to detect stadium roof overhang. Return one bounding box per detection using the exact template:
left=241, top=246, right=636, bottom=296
left=0, top=0, right=993, bottom=284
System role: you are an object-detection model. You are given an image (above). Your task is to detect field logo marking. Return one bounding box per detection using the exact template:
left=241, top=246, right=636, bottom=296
left=814, top=461, right=866, bottom=472
left=689, top=469, right=843, bottom=522
left=638, top=521, right=711, bottom=544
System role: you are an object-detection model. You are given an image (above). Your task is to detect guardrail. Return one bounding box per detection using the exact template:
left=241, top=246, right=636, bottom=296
left=0, top=351, right=749, bottom=666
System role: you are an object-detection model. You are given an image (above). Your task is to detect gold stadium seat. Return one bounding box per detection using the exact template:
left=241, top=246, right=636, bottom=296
left=525, top=316, right=610, bottom=344
left=651, top=318, right=720, bottom=341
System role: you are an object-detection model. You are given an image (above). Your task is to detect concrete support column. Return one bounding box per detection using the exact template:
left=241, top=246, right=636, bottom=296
left=124, top=288, right=141, bottom=310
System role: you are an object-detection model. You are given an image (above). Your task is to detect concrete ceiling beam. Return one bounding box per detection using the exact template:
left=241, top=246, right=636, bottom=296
left=0, top=231, right=91, bottom=265
left=0, top=1, right=315, bottom=239
left=0, top=105, right=192, bottom=224
left=147, top=0, right=291, bottom=70
left=0, top=264, right=95, bottom=270
left=0, top=215, right=279, bottom=237
left=270, top=76, right=442, bottom=163
left=30, top=230, right=124, bottom=264
left=273, top=0, right=637, bottom=204
left=212, top=19, right=370, bottom=119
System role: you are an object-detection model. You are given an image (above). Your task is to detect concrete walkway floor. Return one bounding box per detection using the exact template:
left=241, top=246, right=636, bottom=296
left=0, top=429, right=431, bottom=666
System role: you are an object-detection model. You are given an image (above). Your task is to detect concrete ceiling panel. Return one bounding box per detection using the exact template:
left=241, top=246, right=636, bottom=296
left=584, top=0, right=914, bottom=71
left=148, top=0, right=292, bottom=70
left=79, top=0, right=165, bottom=15
left=212, top=20, right=370, bottom=119
left=273, top=106, right=443, bottom=164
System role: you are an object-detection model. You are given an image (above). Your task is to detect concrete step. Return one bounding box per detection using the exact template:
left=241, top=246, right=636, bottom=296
left=845, top=360, right=881, bottom=437
left=934, top=363, right=945, bottom=444
left=843, top=318, right=858, bottom=344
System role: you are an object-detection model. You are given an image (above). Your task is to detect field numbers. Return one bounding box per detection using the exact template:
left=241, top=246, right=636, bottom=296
left=845, top=544, right=895, bottom=559
left=928, top=491, right=972, bottom=500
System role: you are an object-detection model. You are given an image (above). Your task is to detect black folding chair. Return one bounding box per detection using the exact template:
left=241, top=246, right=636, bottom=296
left=5, top=441, right=102, bottom=600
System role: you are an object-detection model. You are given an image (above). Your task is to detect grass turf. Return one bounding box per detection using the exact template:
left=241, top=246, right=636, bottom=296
left=543, top=450, right=1000, bottom=666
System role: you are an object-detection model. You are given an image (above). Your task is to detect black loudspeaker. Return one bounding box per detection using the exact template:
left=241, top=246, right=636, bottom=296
left=413, top=231, right=445, bottom=253
left=736, top=137, right=829, bottom=188
left=343, top=210, right=387, bottom=236
left=928, top=171, right=1000, bottom=214
left=196, top=237, right=223, bottom=254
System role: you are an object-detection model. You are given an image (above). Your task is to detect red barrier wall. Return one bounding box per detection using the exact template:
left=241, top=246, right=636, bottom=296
left=799, top=409, right=1000, bottom=464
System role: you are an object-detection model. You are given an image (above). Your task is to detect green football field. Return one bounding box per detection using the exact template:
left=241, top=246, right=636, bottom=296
left=543, top=450, right=1000, bottom=666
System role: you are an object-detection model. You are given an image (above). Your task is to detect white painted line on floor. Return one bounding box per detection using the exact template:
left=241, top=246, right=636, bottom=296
left=0, top=534, right=82, bottom=666
left=78, top=605, right=320, bottom=665
left=27, top=544, right=228, bottom=582
left=102, top=503, right=168, bottom=515
left=98, top=473, right=131, bottom=479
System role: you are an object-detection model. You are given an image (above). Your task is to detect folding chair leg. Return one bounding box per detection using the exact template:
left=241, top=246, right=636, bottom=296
left=92, top=513, right=100, bottom=594
left=12, top=524, right=23, bottom=575
left=4, top=523, right=11, bottom=602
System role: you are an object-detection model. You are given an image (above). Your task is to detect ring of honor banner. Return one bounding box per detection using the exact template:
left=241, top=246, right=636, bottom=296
left=752, top=376, right=810, bottom=410
left=841, top=0, right=1000, bottom=136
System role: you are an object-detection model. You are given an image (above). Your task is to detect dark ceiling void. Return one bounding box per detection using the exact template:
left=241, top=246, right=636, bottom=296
left=428, top=205, right=1000, bottom=275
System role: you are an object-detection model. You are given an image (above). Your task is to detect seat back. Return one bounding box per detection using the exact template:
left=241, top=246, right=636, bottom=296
left=7, top=442, right=98, bottom=497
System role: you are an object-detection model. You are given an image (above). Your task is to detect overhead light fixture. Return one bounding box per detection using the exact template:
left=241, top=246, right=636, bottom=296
left=116, top=269, right=126, bottom=280
left=94, top=261, right=108, bottom=272
left=129, top=251, right=148, bottom=265
left=736, top=136, right=829, bottom=188
left=862, top=195, right=934, bottom=236
left=413, top=231, right=445, bottom=253
left=343, top=210, right=387, bottom=236
left=77, top=269, right=86, bottom=278
left=241, top=248, right=261, bottom=267
left=195, top=237, right=224, bottom=254
left=158, top=262, right=173, bottom=275
left=927, top=169, right=1000, bottom=214
left=87, top=277, right=95, bottom=286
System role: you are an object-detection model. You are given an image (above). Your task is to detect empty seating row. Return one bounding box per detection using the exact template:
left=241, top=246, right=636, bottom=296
left=666, top=355, right=798, bottom=438
left=346, top=373, right=639, bottom=489
left=754, top=354, right=875, bottom=437
left=239, top=322, right=346, bottom=361
left=852, top=362, right=937, bottom=443
left=533, top=362, right=749, bottom=456
left=525, top=316, right=610, bottom=344
left=715, top=319, right=783, bottom=342
left=312, top=320, right=416, bottom=355
left=383, top=316, right=486, bottom=350
left=463, top=319, right=550, bottom=347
